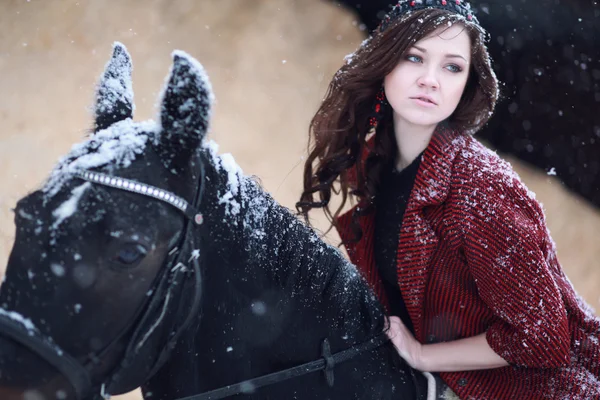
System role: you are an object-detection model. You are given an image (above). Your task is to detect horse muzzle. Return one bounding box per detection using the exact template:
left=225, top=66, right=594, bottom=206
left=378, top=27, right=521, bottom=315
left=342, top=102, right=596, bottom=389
left=0, top=333, right=81, bottom=400
left=0, top=314, right=92, bottom=400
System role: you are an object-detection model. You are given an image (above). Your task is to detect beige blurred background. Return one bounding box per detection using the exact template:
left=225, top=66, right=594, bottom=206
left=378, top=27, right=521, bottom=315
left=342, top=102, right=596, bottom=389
left=1, top=1, right=598, bottom=399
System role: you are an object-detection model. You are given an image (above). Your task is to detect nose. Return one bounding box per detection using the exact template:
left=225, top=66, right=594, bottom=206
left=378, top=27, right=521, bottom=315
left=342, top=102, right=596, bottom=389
left=417, top=68, right=439, bottom=89
left=0, top=334, right=19, bottom=360
left=0, top=335, right=76, bottom=399
left=0, top=388, right=24, bottom=400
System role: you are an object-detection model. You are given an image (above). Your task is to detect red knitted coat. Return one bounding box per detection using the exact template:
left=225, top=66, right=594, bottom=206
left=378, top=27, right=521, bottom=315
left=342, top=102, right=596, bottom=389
left=335, top=128, right=600, bottom=399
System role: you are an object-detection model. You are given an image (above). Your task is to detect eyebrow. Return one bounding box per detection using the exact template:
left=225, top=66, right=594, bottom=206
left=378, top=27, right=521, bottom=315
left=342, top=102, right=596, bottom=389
left=412, top=45, right=468, bottom=62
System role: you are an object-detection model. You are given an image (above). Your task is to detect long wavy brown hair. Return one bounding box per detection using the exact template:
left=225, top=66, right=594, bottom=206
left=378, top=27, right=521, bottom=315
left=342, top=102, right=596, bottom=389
left=296, top=8, right=499, bottom=242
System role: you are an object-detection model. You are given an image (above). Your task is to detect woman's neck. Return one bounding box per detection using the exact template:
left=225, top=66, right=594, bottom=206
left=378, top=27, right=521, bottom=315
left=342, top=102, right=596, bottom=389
left=393, top=113, right=437, bottom=171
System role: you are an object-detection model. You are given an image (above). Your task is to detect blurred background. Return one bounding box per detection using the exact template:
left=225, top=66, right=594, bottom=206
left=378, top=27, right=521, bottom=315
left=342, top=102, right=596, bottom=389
left=0, top=1, right=598, bottom=399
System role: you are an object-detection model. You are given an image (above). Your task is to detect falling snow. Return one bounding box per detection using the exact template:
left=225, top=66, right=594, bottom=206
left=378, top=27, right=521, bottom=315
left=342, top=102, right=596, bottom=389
left=51, top=182, right=91, bottom=229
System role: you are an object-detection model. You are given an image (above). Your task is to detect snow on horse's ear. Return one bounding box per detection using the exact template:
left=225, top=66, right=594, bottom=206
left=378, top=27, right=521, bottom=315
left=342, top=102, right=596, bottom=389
left=93, top=42, right=134, bottom=133
left=157, top=51, right=214, bottom=172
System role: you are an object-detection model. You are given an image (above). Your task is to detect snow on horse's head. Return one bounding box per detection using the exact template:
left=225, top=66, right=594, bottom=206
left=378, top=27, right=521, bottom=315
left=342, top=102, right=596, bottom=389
left=0, top=43, right=414, bottom=400
left=0, top=42, right=216, bottom=398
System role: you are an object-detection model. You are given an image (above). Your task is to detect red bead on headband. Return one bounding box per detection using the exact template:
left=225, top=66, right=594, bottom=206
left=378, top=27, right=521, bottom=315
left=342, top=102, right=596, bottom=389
left=378, top=0, right=479, bottom=32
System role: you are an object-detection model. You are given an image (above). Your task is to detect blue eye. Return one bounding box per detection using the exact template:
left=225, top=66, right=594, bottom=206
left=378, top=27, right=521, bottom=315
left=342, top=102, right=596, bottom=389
left=114, top=244, right=147, bottom=266
left=406, top=54, right=422, bottom=63
left=447, top=64, right=463, bottom=73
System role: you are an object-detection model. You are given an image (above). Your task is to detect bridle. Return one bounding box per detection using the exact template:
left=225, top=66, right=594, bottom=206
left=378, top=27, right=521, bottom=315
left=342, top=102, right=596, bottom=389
left=0, top=158, right=391, bottom=400
left=0, top=159, right=207, bottom=399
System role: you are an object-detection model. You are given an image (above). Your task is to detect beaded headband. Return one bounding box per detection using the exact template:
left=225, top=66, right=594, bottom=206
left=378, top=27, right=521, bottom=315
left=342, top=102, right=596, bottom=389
left=379, top=0, right=479, bottom=32
left=73, top=170, right=204, bottom=224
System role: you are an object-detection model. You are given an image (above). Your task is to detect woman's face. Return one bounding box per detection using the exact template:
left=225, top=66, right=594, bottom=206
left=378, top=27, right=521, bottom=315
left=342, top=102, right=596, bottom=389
left=384, top=23, right=472, bottom=131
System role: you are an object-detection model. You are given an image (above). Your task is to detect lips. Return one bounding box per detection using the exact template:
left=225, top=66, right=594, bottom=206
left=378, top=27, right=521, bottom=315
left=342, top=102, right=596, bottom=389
left=411, top=95, right=437, bottom=105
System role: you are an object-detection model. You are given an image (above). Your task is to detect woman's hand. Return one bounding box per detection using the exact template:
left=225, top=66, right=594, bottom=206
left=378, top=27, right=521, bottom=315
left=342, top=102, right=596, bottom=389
left=386, top=318, right=510, bottom=372
left=385, top=316, right=424, bottom=370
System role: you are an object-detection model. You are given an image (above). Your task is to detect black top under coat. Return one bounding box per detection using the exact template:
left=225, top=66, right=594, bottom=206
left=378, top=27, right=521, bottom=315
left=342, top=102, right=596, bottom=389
left=374, top=152, right=423, bottom=334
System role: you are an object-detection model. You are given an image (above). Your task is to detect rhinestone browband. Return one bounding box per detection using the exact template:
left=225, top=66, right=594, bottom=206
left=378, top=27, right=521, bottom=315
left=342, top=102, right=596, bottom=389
left=73, top=170, right=203, bottom=224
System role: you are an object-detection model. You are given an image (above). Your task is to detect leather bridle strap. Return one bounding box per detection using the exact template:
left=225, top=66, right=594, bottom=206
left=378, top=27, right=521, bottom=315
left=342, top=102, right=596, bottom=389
left=0, top=166, right=206, bottom=400
left=0, top=312, right=91, bottom=399
left=73, top=171, right=204, bottom=224
left=174, top=334, right=390, bottom=400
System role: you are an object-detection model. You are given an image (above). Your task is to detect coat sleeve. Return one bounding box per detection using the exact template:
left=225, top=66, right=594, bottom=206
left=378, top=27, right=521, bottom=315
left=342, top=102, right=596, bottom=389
left=460, top=161, right=570, bottom=369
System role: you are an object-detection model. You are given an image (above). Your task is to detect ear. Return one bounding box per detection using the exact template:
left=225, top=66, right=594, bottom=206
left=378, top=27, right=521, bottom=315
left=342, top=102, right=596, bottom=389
left=157, top=50, right=214, bottom=166
left=94, top=42, right=135, bottom=133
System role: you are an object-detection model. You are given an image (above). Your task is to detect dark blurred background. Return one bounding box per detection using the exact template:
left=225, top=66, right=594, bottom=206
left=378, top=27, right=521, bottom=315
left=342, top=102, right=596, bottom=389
left=334, top=0, right=600, bottom=209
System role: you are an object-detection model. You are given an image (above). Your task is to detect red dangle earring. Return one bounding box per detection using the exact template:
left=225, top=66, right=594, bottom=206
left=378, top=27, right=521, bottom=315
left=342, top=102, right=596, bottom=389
left=369, top=86, right=388, bottom=131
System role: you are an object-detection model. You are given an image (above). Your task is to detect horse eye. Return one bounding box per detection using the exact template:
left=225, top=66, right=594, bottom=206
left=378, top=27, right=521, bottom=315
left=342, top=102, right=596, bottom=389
left=114, top=244, right=147, bottom=266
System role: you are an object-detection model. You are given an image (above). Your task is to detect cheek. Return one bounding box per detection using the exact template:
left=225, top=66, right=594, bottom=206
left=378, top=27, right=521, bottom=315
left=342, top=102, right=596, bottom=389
left=383, top=74, right=394, bottom=96
left=447, top=79, right=469, bottom=106
left=384, top=68, right=409, bottom=106
left=384, top=67, right=407, bottom=90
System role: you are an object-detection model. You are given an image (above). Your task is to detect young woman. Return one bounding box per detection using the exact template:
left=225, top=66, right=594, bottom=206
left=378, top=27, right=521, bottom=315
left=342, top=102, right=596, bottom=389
left=297, top=1, right=600, bottom=399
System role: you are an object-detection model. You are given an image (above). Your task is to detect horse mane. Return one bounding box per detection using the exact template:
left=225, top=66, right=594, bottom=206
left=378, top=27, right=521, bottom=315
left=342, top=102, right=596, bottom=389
left=250, top=178, right=386, bottom=339
left=203, top=141, right=387, bottom=341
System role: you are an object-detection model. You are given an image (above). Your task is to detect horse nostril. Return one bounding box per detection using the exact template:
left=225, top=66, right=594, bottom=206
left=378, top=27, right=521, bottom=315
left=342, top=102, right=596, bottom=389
left=0, top=334, right=45, bottom=379
left=0, top=335, right=75, bottom=400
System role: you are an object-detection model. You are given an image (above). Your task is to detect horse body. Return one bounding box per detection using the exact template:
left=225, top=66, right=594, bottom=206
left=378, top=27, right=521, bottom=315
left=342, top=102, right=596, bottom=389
left=143, top=140, right=416, bottom=399
left=0, top=44, right=418, bottom=399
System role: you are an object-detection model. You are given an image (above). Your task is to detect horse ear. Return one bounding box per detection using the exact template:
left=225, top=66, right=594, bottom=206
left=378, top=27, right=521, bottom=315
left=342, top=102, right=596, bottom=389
left=157, top=51, right=214, bottom=160
left=94, top=42, right=134, bottom=133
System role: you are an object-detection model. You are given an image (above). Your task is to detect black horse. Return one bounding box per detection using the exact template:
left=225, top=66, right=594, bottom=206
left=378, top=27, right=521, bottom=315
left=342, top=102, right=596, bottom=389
left=0, top=44, right=422, bottom=400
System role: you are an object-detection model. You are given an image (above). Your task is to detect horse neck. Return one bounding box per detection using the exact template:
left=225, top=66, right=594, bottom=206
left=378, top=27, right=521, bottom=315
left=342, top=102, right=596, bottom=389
left=197, top=157, right=386, bottom=365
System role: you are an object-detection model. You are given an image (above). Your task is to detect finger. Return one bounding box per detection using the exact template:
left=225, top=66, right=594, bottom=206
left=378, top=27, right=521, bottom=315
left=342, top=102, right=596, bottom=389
left=389, top=318, right=403, bottom=331
left=386, top=329, right=402, bottom=342
left=385, top=325, right=399, bottom=340
left=387, top=316, right=399, bottom=329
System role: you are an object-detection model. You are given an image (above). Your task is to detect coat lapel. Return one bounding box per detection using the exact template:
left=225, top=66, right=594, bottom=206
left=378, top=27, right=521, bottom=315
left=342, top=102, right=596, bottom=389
left=397, top=127, right=467, bottom=339
left=336, top=126, right=467, bottom=339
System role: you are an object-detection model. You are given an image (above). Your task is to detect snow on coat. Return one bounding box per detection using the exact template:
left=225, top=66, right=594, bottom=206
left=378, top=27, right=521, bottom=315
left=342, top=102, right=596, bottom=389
left=335, top=126, right=600, bottom=399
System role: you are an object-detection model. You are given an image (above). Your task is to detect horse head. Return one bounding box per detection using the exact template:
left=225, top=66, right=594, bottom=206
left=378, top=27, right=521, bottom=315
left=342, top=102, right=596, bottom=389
left=0, top=42, right=215, bottom=399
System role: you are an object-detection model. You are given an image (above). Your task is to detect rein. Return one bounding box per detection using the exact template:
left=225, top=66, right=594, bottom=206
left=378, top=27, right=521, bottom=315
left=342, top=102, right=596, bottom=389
left=175, top=334, right=390, bottom=400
